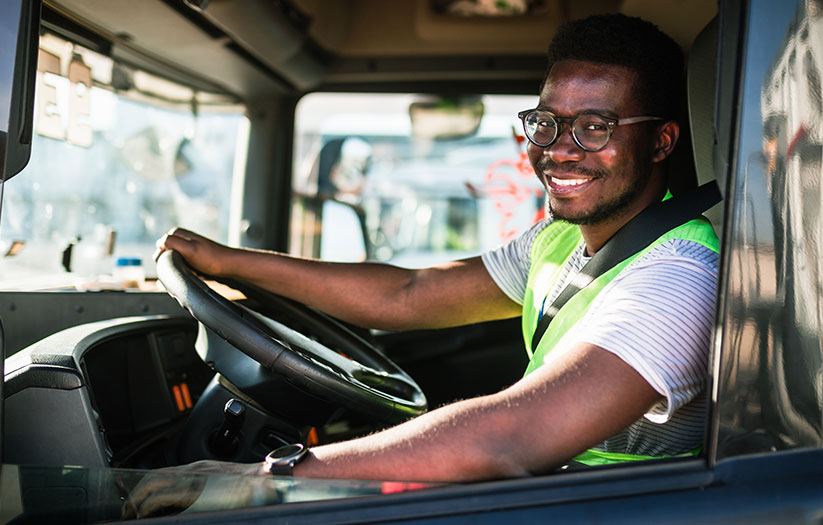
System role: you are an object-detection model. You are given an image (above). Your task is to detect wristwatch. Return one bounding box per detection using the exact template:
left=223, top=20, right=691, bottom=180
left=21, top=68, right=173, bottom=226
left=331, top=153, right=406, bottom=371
left=264, top=443, right=308, bottom=476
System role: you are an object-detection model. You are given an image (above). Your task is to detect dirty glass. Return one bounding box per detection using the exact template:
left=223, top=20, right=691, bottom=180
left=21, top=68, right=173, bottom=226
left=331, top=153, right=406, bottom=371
left=0, top=33, right=249, bottom=291
left=290, top=93, right=545, bottom=267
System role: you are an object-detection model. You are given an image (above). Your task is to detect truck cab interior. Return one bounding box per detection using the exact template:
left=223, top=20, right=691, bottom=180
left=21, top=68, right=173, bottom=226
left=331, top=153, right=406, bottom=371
left=2, top=0, right=823, bottom=523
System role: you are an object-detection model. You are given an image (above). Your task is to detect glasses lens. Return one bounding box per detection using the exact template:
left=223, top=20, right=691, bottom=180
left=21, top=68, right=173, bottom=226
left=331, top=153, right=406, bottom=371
left=573, top=115, right=611, bottom=151
left=524, top=111, right=557, bottom=146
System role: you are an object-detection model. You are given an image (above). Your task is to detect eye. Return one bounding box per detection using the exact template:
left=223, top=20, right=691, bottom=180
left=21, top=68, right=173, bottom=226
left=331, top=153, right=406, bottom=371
left=581, top=120, right=608, bottom=132
left=530, top=113, right=555, bottom=127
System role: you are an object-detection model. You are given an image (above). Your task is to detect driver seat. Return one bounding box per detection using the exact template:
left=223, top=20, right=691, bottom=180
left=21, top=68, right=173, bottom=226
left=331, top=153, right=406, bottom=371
left=687, top=16, right=723, bottom=230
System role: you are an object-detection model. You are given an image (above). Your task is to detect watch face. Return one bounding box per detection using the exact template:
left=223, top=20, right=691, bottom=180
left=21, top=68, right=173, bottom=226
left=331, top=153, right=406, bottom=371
left=266, top=443, right=307, bottom=468
left=274, top=444, right=304, bottom=460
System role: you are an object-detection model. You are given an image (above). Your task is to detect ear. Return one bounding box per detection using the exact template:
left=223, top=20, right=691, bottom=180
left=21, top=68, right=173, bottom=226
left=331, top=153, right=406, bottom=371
left=651, top=120, right=680, bottom=163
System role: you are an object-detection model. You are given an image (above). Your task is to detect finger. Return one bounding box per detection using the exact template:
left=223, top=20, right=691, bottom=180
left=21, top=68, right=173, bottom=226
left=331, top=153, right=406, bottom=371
left=121, top=497, right=139, bottom=520
left=136, top=489, right=195, bottom=518
left=135, top=479, right=203, bottom=518
left=167, top=227, right=198, bottom=242
left=156, top=233, right=169, bottom=249
left=161, top=232, right=197, bottom=255
left=126, top=476, right=176, bottom=510
left=117, top=477, right=140, bottom=520
left=153, top=233, right=171, bottom=261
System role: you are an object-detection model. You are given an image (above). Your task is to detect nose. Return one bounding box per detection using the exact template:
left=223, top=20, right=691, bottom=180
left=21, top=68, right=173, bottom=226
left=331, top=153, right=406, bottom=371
left=544, top=124, right=584, bottom=163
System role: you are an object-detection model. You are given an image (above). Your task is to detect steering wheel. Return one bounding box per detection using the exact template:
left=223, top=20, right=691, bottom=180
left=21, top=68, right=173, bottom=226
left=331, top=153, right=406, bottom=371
left=156, top=250, right=427, bottom=425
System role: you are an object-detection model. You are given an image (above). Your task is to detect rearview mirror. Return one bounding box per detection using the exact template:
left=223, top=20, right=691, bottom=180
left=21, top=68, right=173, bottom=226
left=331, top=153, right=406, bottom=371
left=409, top=97, right=484, bottom=140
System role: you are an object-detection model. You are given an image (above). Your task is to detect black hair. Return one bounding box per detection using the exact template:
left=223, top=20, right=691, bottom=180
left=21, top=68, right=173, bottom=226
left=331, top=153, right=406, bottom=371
left=316, top=138, right=345, bottom=197
left=543, top=13, right=685, bottom=121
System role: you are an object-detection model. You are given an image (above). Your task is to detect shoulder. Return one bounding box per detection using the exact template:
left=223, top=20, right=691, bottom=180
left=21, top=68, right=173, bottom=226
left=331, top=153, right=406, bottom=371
left=483, top=218, right=554, bottom=267
left=481, top=218, right=555, bottom=304
left=627, top=238, right=719, bottom=281
left=598, top=239, right=719, bottom=314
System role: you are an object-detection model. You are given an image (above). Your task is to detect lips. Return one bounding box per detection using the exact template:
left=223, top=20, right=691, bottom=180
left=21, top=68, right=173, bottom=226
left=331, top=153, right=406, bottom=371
left=547, top=175, right=595, bottom=195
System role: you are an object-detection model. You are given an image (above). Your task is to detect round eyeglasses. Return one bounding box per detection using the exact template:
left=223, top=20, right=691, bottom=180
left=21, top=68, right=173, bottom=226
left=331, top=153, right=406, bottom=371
left=517, top=109, right=663, bottom=152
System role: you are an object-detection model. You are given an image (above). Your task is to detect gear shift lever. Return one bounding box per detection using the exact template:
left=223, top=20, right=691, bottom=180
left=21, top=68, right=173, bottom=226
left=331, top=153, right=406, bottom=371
left=209, top=398, right=246, bottom=458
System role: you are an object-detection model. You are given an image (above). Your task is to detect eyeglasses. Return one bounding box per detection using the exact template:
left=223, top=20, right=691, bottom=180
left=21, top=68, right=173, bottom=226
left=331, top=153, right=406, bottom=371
left=517, top=109, right=663, bottom=152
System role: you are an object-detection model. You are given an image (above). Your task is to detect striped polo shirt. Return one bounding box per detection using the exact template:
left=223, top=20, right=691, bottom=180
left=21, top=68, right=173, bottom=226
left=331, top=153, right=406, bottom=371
left=482, top=218, right=718, bottom=457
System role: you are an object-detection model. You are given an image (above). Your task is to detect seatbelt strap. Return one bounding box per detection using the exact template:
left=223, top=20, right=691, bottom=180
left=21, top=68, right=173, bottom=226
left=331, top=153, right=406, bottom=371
left=530, top=180, right=722, bottom=351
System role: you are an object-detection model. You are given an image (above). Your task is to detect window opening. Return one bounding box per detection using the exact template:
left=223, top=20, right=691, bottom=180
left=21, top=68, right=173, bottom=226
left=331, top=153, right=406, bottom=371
left=0, top=32, right=249, bottom=290
left=291, top=93, right=544, bottom=267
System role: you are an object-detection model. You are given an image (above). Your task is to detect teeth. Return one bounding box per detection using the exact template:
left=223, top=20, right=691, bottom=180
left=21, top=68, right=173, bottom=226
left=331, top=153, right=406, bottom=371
left=551, top=177, right=588, bottom=186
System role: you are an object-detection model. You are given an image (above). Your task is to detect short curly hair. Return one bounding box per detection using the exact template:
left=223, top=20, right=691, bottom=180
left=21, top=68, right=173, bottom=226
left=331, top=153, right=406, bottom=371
left=543, top=13, right=685, bottom=121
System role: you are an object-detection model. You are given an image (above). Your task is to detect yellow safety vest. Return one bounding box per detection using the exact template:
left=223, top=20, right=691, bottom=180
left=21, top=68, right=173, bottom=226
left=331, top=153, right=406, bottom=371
left=521, top=215, right=718, bottom=465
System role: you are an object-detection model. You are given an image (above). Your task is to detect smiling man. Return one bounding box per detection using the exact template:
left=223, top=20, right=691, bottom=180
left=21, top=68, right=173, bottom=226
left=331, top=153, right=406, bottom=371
left=132, top=13, right=718, bottom=515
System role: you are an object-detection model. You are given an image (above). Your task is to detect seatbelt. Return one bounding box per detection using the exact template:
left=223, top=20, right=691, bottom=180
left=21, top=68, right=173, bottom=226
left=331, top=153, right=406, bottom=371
left=530, top=181, right=722, bottom=351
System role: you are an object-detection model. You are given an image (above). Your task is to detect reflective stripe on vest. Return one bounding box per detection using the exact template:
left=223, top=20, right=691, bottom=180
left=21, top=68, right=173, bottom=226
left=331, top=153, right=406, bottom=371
left=521, top=214, right=719, bottom=465
left=573, top=446, right=703, bottom=466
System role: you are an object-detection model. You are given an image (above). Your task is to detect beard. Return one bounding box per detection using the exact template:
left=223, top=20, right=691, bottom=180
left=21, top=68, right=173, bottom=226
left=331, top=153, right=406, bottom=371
left=538, top=158, right=653, bottom=226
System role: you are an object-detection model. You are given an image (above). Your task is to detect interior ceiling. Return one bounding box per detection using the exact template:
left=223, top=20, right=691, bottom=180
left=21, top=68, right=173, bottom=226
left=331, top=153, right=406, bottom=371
left=45, top=0, right=717, bottom=99
left=295, top=0, right=717, bottom=56
left=45, top=0, right=292, bottom=97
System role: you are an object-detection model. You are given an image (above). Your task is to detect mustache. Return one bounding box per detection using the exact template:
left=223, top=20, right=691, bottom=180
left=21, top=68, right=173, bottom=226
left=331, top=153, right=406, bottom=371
left=536, top=159, right=607, bottom=179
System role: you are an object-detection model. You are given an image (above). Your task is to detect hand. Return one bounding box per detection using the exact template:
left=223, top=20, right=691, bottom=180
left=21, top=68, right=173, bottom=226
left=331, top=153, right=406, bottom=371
left=154, top=228, right=235, bottom=277
left=121, top=460, right=267, bottom=519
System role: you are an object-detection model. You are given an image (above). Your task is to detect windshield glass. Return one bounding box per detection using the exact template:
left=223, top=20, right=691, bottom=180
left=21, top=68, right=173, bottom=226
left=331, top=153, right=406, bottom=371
left=291, top=93, right=544, bottom=267
left=0, top=33, right=249, bottom=291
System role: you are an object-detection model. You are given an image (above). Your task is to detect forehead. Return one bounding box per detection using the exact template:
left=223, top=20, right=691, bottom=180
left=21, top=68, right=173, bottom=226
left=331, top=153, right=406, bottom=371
left=539, top=59, right=642, bottom=116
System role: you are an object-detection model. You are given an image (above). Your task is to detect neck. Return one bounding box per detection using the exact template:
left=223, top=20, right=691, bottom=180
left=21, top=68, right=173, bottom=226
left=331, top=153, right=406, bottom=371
left=579, top=175, right=667, bottom=256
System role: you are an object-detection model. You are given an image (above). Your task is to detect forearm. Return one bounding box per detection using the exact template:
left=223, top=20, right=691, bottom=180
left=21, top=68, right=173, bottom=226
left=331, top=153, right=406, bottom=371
left=217, top=248, right=518, bottom=330
left=290, top=344, right=662, bottom=482
left=158, top=227, right=519, bottom=330
left=293, top=394, right=537, bottom=482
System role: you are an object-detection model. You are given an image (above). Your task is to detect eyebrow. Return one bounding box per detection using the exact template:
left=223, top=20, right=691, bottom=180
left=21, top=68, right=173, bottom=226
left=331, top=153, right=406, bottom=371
left=536, top=105, right=620, bottom=119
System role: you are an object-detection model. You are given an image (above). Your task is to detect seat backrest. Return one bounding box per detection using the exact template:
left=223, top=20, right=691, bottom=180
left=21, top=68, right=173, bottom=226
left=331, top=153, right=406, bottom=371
left=687, top=17, right=723, bottom=229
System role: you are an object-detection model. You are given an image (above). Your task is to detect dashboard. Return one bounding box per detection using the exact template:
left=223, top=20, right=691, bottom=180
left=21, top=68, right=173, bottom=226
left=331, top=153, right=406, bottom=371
left=4, top=306, right=413, bottom=471
left=81, top=322, right=213, bottom=466
left=4, top=315, right=212, bottom=468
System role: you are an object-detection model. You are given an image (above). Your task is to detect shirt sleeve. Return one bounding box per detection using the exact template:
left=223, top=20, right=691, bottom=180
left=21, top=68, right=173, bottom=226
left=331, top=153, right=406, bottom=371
left=571, top=240, right=719, bottom=422
left=481, top=219, right=552, bottom=304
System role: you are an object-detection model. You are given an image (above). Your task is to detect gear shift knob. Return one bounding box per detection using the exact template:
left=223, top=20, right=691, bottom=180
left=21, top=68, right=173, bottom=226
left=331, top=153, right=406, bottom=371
left=209, top=398, right=246, bottom=458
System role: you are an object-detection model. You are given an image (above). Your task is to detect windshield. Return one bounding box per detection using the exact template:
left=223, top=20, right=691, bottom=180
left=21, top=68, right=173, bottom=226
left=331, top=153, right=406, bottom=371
left=0, top=33, right=249, bottom=291
left=291, top=93, right=545, bottom=267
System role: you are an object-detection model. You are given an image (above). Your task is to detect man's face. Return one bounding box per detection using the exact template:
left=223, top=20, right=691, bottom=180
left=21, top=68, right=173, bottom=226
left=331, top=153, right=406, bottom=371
left=528, top=60, right=658, bottom=225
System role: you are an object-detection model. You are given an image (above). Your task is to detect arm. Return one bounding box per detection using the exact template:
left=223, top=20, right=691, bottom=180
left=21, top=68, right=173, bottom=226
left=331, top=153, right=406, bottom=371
left=156, top=228, right=520, bottom=331
left=292, top=342, right=661, bottom=481
left=290, top=248, right=715, bottom=481
left=124, top=341, right=661, bottom=518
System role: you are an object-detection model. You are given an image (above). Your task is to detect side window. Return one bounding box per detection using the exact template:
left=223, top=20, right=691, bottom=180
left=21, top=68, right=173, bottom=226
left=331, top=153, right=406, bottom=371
left=0, top=33, right=249, bottom=290
left=291, top=93, right=544, bottom=266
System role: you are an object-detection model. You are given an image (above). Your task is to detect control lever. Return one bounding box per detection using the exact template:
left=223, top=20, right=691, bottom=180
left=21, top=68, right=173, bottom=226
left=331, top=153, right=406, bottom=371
left=209, top=398, right=246, bottom=458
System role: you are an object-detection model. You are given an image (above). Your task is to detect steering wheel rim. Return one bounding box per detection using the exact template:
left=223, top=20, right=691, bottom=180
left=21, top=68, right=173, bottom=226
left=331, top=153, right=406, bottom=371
left=156, top=249, right=427, bottom=425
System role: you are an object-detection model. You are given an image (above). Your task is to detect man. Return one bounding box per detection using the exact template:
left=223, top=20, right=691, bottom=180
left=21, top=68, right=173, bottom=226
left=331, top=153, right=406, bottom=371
left=130, top=12, right=718, bottom=512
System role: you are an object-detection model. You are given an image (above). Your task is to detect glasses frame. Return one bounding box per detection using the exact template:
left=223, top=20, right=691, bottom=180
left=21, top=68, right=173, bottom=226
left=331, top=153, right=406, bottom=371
left=517, top=109, right=664, bottom=152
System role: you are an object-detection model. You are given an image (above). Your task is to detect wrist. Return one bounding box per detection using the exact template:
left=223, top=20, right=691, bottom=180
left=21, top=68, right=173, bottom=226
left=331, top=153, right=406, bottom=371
left=216, top=246, right=248, bottom=279
left=263, top=443, right=309, bottom=477
left=290, top=450, right=314, bottom=478
left=255, top=461, right=270, bottom=477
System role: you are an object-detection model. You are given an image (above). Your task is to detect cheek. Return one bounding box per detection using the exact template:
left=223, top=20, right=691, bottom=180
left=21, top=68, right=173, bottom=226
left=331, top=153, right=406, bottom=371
left=597, top=149, right=620, bottom=168
left=527, top=143, right=543, bottom=171
left=592, top=142, right=628, bottom=172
